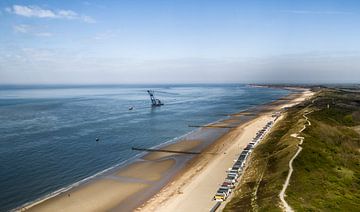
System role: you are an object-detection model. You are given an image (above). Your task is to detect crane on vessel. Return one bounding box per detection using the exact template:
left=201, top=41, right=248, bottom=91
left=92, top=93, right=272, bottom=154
left=147, top=90, right=164, bottom=106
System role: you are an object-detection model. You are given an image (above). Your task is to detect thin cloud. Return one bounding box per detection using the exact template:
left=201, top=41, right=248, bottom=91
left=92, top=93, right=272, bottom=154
left=13, top=24, right=53, bottom=37
left=81, top=15, right=96, bottom=23
left=13, top=24, right=30, bottom=33
left=35, top=32, right=53, bottom=37
left=93, top=30, right=117, bottom=40
left=281, top=10, right=353, bottom=15
left=6, top=5, right=96, bottom=23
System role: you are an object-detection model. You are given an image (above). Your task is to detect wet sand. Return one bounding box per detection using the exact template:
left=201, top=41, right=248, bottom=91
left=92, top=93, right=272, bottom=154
left=143, top=140, right=202, bottom=161
left=116, top=159, right=176, bottom=181
left=20, top=89, right=312, bottom=212
left=25, top=180, right=149, bottom=212
left=22, top=128, right=227, bottom=212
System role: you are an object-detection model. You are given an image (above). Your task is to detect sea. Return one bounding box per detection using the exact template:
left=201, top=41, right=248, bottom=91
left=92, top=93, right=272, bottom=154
left=0, top=84, right=289, bottom=211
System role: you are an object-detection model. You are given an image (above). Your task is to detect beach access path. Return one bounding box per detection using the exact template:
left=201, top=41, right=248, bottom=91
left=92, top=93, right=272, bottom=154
left=279, top=111, right=312, bottom=212
left=139, top=90, right=314, bottom=212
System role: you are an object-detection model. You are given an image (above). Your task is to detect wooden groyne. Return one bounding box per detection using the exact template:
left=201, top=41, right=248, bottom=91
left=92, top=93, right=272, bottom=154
left=188, top=125, right=235, bottom=129
left=131, top=147, right=201, bottom=155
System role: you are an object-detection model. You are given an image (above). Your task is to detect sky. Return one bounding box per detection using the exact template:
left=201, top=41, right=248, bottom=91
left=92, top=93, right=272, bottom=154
left=0, top=0, right=360, bottom=84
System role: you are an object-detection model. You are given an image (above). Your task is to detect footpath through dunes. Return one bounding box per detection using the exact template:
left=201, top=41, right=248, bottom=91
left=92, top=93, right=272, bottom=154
left=285, top=89, right=360, bottom=211
left=279, top=111, right=312, bottom=212
left=224, top=88, right=360, bottom=212
left=223, top=91, right=315, bottom=212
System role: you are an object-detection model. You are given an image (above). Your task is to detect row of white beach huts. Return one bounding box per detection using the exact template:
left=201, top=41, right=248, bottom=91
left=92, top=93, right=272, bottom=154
left=213, top=113, right=280, bottom=202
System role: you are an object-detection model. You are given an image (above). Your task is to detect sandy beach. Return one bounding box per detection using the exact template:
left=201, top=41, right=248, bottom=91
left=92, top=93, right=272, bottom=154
left=20, top=89, right=313, bottom=212
left=25, top=180, right=149, bottom=212
left=21, top=127, right=227, bottom=212
left=138, top=89, right=314, bottom=212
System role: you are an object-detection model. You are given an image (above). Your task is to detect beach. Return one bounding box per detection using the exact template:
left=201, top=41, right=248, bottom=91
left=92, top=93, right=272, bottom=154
left=21, top=124, right=229, bottom=211
left=138, top=89, right=314, bottom=212
left=19, top=88, right=312, bottom=212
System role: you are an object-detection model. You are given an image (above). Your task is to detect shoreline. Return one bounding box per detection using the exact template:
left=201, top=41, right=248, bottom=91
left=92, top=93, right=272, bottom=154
left=17, top=87, right=306, bottom=212
left=138, top=89, right=314, bottom=212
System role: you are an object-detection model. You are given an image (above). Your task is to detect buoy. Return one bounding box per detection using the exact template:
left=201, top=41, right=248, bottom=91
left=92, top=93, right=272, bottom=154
left=129, top=106, right=134, bottom=110
left=96, top=138, right=99, bottom=142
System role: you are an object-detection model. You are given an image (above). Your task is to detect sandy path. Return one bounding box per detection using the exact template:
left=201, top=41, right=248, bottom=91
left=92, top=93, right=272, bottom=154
left=279, top=111, right=312, bottom=212
left=251, top=167, right=265, bottom=212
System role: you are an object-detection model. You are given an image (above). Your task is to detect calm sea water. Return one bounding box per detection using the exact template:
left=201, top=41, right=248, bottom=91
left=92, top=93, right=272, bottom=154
left=0, top=84, right=289, bottom=211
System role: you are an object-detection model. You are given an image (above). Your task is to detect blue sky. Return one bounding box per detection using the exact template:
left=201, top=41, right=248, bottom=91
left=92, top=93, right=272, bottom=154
left=1, top=0, right=360, bottom=84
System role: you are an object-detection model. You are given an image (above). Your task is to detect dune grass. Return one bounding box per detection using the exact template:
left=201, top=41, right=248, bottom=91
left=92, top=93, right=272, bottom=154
left=287, top=90, right=360, bottom=211
left=224, top=100, right=309, bottom=211
left=224, top=89, right=360, bottom=211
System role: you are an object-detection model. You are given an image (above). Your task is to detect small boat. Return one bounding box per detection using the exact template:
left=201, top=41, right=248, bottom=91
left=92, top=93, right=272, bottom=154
left=129, top=106, right=134, bottom=110
left=96, top=138, right=100, bottom=142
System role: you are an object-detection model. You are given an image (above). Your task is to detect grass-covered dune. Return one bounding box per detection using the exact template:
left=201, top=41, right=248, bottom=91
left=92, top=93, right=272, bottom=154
left=224, top=88, right=360, bottom=211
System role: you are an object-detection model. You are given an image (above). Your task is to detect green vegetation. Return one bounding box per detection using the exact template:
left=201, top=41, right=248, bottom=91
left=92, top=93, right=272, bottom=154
left=224, top=89, right=360, bottom=212
left=287, top=90, right=360, bottom=211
